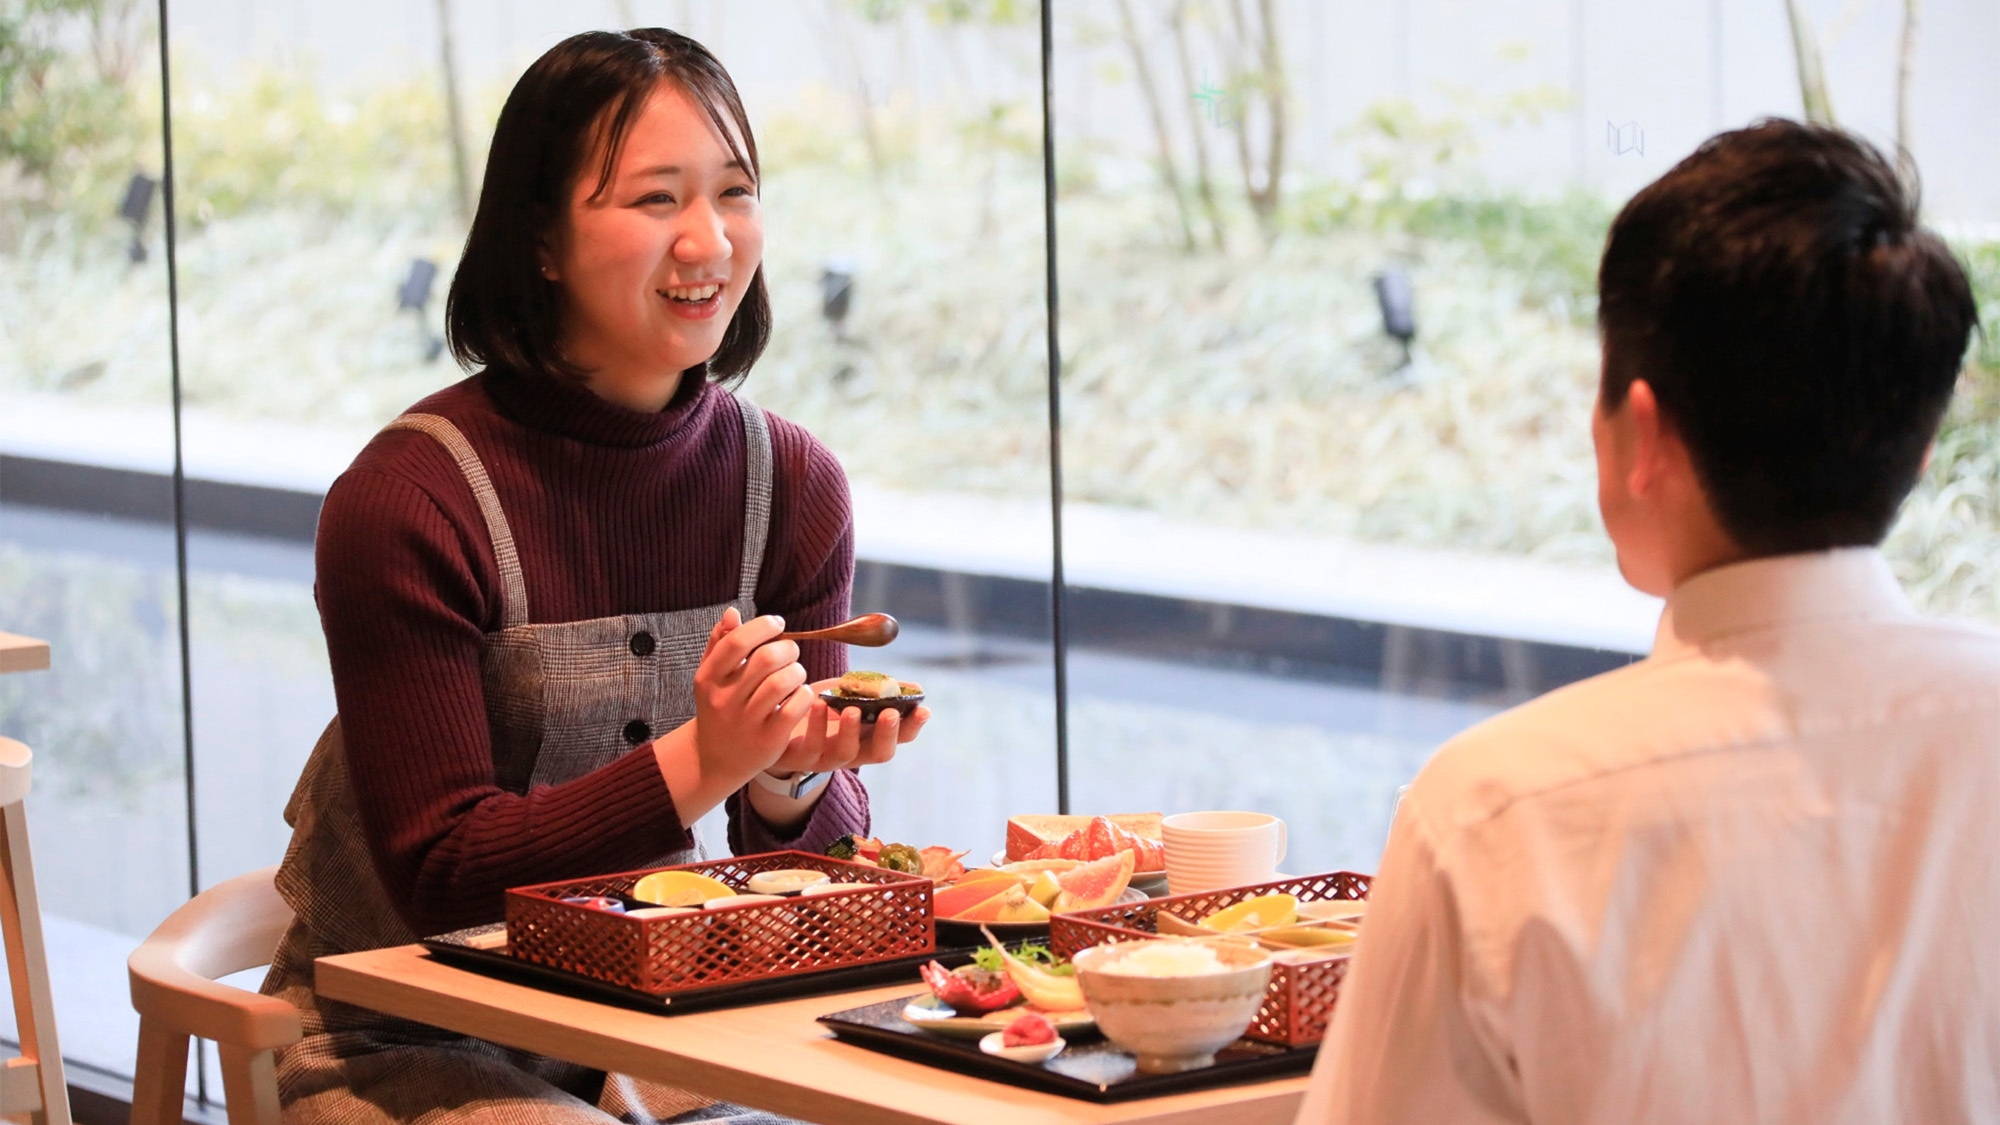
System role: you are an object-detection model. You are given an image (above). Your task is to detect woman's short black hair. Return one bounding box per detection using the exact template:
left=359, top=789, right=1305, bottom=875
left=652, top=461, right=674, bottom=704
left=446, top=29, right=769, bottom=388
left=1598, top=118, right=1978, bottom=556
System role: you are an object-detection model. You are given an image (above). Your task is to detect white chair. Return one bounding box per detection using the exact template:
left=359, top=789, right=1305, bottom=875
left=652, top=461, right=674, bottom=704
left=0, top=736, right=72, bottom=1125
left=127, top=867, right=297, bottom=1125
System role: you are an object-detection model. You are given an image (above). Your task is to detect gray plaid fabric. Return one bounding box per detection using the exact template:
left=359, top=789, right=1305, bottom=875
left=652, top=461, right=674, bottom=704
left=262, top=395, right=801, bottom=1124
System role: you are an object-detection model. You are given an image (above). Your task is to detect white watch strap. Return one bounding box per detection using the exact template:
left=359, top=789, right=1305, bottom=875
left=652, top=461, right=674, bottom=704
left=753, top=769, right=829, bottom=800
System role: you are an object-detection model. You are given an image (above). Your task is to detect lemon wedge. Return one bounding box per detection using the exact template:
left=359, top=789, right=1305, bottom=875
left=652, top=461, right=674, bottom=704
left=632, top=870, right=735, bottom=907
left=1198, top=892, right=1298, bottom=933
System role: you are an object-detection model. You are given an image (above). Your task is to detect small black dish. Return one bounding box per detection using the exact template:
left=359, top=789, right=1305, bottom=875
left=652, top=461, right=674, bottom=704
left=819, top=682, right=924, bottom=723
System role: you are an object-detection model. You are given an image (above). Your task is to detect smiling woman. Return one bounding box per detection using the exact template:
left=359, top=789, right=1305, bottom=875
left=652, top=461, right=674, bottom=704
left=544, top=83, right=768, bottom=412
left=258, top=27, right=927, bottom=1125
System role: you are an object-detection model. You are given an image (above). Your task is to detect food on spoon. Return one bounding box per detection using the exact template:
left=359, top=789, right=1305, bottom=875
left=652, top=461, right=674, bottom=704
left=631, top=870, right=735, bottom=907
left=919, top=957, right=1022, bottom=1014
left=1005, top=813, right=1162, bottom=863
left=1198, top=893, right=1299, bottom=933
left=980, top=926, right=1086, bottom=1012
left=1002, top=1011, right=1059, bottom=1048
left=1050, top=848, right=1136, bottom=913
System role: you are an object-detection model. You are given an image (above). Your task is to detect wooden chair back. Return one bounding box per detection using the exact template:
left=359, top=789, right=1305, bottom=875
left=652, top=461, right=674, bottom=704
left=0, top=737, right=72, bottom=1125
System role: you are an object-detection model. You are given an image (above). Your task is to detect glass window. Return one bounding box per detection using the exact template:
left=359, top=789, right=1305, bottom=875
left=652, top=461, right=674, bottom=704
left=0, top=0, right=1993, bottom=1105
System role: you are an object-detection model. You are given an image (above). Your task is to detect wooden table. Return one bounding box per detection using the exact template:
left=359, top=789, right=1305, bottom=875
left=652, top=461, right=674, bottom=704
left=317, top=945, right=1309, bottom=1125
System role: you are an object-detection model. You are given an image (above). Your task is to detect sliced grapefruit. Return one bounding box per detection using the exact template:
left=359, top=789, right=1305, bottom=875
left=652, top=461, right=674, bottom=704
left=1051, top=848, right=1136, bottom=913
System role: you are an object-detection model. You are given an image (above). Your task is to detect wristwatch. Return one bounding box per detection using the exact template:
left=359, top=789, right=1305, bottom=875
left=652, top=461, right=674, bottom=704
left=753, top=769, right=830, bottom=800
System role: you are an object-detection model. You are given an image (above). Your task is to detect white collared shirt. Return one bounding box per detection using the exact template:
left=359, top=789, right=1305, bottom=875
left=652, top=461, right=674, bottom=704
left=1299, top=548, right=2000, bottom=1125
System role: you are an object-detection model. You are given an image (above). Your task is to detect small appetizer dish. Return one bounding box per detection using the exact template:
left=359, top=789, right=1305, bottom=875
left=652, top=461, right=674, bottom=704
left=744, top=868, right=831, bottom=896
left=820, top=670, right=924, bottom=723
left=903, top=933, right=1096, bottom=1041
left=978, top=1011, right=1065, bottom=1063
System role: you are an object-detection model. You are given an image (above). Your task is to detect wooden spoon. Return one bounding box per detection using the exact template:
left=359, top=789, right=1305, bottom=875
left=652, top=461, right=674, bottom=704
left=776, top=612, right=900, bottom=647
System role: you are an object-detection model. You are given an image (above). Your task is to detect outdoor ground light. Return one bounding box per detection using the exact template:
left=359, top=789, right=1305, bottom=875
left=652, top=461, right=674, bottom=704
left=820, top=259, right=856, bottom=342
left=1373, top=265, right=1417, bottom=376
left=118, top=172, right=156, bottom=264
left=397, top=257, right=446, bottom=363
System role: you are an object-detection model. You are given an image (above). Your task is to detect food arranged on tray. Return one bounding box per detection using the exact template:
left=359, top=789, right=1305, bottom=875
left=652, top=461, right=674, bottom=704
left=819, top=670, right=925, bottom=723
left=1071, top=935, right=1276, bottom=1074
left=1005, top=813, right=1166, bottom=872
left=825, top=834, right=967, bottom=880
left=1149, top=891, right=1365, bottom=953
left=504, top=852, right=936, bottom=997
left=1046, top=869, right=1374, bottom=1048
left=904, top=930, right=1093, bottom=1056
left=931, top=850, right=1138, bottom=925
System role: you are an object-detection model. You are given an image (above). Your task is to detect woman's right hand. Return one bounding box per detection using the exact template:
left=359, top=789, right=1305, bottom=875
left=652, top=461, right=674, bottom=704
left=694, top=608, right=815, bottom=774
left=656, top=608, right=816, bottom=823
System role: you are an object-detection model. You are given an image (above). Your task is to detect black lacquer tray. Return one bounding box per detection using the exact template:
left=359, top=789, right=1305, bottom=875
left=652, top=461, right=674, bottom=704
left=816, top=993, right=1319, bottom=1103
left=422, top=923, right=973, bottom=1016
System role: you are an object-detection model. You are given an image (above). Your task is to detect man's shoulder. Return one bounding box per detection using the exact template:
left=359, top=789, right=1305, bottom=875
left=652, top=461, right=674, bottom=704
left=1410, top=614, right=2000, bottom=836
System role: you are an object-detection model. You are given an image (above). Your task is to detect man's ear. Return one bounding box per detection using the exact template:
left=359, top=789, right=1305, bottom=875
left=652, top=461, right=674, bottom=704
left=1623, top=379, right=1666, bottom=498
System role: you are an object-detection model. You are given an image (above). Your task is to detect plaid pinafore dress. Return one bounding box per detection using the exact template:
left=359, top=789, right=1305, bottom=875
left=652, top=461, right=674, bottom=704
left=263, top=397, right=792, bottom=1124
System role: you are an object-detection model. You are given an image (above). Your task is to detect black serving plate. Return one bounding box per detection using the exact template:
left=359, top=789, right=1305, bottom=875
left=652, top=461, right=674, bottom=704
left=817, top=993, right=1318, bottom=1102
left=422, top=924, right=978, bottom=1016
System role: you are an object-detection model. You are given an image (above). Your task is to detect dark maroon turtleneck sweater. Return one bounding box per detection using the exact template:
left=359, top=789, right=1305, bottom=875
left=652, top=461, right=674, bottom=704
left=314, top=365, right=867, bottom=935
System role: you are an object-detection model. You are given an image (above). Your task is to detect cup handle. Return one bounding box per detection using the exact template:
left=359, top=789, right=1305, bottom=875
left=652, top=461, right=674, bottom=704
left=1275, top=820, right=1288, bottom=867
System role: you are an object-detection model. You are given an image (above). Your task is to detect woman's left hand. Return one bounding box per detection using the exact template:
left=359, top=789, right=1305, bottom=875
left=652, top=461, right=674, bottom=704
left=767, top=680, right=930, bottom=776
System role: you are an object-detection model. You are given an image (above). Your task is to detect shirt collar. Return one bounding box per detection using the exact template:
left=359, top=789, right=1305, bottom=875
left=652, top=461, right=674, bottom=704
left=1651, top=547, right=1914, bottom=659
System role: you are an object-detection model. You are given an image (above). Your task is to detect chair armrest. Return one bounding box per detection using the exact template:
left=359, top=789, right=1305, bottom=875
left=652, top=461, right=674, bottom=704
left=128, top=867, right=302, bottom=1052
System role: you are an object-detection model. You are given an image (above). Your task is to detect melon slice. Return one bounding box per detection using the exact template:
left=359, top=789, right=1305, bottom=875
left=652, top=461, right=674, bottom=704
left=952, top=883, right=1051, bottom=924
left=1051, top=848, right=1136, bottom=913
left=933, top=871, right=1021, bottom=918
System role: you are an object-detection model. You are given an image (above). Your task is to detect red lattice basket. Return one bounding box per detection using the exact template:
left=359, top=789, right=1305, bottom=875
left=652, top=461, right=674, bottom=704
left=505, top=851, right=934, bottom=996
left=1049, top=870, right=1372, bottom=1047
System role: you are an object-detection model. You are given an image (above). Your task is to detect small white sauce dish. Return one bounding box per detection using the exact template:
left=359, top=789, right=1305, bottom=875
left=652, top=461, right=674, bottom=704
left=978, top=1030, right=1065, bottom=1064
left=800, top=881, right=878, bottom=897
left=745, top=869, right=832, bottom=896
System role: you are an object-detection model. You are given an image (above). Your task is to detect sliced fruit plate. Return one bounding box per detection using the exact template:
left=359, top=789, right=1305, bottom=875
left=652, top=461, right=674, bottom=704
left=934, top=850, right=1147, bottom=939
left=991, top=850, right=1167, bottom=896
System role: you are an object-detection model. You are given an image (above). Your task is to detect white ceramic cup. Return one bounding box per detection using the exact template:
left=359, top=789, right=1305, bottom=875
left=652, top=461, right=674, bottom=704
left=1161, top=811, right=1289, bottom=895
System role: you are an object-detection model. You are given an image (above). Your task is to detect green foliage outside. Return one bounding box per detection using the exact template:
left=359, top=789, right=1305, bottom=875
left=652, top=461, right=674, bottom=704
left=0, top=0, right=149, bottom=237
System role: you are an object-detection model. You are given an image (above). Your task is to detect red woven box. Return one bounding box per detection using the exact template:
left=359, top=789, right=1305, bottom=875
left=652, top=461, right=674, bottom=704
left=1048, top=870, right=1372, bottom=1047
left=505, top=851, right=934, bottom=996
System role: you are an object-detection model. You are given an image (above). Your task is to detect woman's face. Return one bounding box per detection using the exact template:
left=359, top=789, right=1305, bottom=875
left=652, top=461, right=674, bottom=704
left=544, top=82, right=762, bottom=411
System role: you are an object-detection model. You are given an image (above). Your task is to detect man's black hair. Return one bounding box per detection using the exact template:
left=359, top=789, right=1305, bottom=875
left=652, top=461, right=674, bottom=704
left=1598, top=118, right=1978, bottom=555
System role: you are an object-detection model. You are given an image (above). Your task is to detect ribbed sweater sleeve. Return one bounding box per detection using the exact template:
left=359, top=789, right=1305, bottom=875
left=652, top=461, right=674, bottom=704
left=316, top=468, right=693, bottom=935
